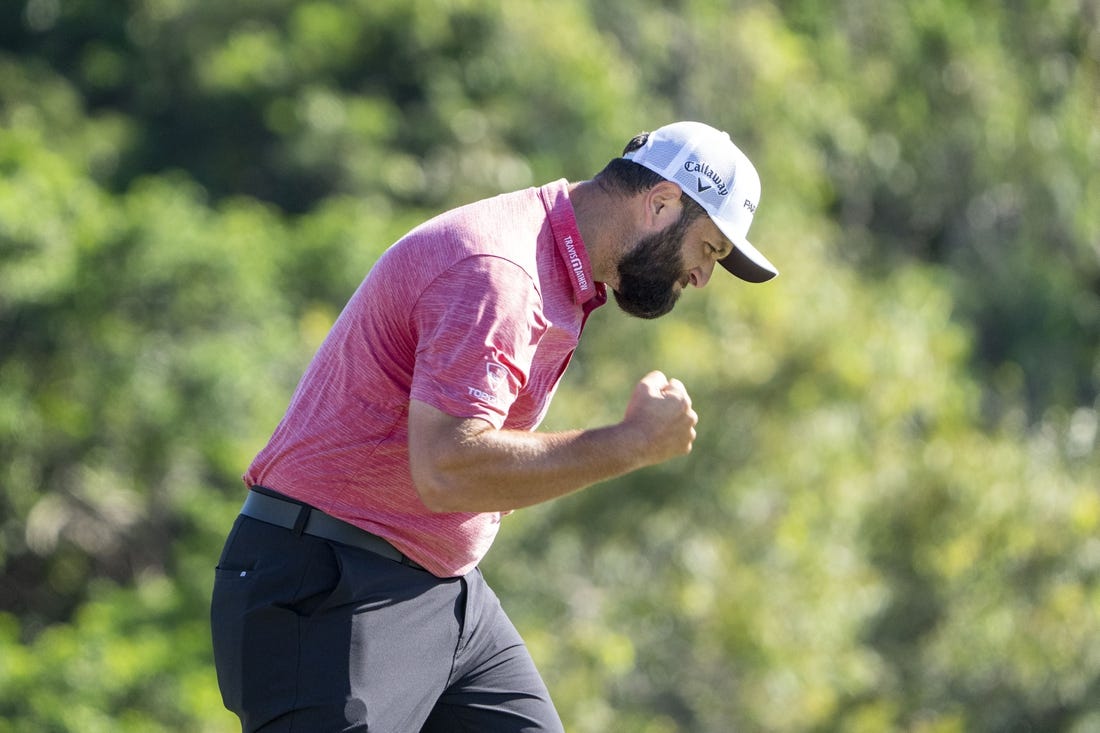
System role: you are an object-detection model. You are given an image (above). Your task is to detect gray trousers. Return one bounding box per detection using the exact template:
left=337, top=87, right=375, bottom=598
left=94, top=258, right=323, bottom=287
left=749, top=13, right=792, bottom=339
left=210, top=513, right=563, bottom=732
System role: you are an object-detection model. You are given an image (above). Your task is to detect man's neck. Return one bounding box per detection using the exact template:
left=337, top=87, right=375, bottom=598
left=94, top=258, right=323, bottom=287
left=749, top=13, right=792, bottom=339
left=568, top=179, right=634, bottom=286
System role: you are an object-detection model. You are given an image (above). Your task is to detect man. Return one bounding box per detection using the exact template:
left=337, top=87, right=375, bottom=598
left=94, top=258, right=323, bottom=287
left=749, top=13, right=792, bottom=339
left=211, top=120, right=777, bottom=732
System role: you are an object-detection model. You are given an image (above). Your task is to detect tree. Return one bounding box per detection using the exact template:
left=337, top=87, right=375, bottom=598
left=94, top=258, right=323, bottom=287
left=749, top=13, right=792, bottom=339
left=1, top=1, right=1097, bottom=730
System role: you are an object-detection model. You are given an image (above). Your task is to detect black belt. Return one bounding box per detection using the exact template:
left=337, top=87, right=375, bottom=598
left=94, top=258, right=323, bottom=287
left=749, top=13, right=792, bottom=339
left=240, top=488, right=425, bottom=571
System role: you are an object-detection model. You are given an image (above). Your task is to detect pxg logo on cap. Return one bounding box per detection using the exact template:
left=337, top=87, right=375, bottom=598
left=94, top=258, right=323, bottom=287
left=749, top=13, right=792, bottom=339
left=623, top=121, right=777, bottom=283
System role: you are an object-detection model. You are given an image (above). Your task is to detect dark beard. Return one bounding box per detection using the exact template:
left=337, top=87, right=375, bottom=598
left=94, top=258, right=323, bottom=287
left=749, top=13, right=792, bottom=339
left=612, top=211, right=693, bottom=319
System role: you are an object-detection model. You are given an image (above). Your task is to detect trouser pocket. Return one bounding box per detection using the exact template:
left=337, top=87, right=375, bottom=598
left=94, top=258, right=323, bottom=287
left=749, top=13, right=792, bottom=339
left=210, top=564, right=253, bottom=714
left=209, top=515, right=343, bottom=730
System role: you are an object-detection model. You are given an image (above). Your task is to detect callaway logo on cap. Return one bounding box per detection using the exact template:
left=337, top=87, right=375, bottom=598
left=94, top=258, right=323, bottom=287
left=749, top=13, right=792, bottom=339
left=623, top=121, right=778, bottom=283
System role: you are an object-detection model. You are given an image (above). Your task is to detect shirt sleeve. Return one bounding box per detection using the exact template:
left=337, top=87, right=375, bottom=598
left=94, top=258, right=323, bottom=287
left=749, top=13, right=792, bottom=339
left=409, top=255, right=548, bottom=429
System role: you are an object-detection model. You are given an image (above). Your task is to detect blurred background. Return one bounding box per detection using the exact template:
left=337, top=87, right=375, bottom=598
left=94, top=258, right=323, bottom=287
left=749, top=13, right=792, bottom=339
left=1, top=1, right=1098, bottom=731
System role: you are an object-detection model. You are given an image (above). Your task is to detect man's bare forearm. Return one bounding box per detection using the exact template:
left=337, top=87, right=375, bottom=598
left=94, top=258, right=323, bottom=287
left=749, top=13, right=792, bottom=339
left=407, top=372, right=698, bottom=513
left=410, top=413, right=649, bottom=513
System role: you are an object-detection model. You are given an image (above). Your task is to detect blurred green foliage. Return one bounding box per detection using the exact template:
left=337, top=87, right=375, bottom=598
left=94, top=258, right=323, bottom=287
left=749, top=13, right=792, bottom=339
left=1, top=0, right=1097, bottom=731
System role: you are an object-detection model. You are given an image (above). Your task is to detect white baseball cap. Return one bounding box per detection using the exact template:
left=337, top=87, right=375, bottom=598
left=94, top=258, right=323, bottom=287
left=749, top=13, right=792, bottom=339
left=623, top=121, right=778, bottom=283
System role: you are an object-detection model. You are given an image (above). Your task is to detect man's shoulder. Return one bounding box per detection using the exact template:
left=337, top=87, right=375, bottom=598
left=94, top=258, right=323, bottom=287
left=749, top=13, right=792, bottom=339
left=448, top=183, right=552, bottom=228
left=396, top=184, right=559, bottom=266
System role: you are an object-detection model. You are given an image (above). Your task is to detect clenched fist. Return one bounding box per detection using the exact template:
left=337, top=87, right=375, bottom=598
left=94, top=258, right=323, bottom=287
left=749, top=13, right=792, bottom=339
left=621, top=370, right=699, bottom=465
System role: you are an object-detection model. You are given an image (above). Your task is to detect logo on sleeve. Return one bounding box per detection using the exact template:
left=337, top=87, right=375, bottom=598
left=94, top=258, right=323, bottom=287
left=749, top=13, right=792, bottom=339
left=486, top=362, right=508, bottom=391
left=468, top=361, right=509, bottom=404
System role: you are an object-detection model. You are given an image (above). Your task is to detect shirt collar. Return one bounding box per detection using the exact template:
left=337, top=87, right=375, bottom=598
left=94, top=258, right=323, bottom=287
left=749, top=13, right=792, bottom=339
left=539, top=180, right=607, bottom=308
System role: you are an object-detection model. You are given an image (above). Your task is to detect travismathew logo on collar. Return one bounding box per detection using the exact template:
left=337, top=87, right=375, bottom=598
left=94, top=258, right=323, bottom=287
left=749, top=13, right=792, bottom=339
left=562, top=235, right=590, bottom=293
left=685, top=159, right=730, bottom=196
left=541, top=182, right=598, bottom=303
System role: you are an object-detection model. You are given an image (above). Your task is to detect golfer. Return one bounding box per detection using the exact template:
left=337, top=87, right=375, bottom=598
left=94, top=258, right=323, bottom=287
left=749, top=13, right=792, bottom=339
left=211, top=120, right=777, bottom=731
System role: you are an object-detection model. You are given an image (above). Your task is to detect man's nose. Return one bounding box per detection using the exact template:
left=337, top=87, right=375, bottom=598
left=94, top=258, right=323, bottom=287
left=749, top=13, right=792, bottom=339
left=691, top=261, right=715, bottom=289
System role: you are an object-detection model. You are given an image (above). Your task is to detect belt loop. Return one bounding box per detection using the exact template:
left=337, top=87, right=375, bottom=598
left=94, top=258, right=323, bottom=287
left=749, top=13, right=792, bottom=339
left=292, top=505, right=311, bottom=536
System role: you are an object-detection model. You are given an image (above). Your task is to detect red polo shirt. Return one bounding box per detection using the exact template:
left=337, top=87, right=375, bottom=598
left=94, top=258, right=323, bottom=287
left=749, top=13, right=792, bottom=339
left=245, top=179, right=607, bottom=577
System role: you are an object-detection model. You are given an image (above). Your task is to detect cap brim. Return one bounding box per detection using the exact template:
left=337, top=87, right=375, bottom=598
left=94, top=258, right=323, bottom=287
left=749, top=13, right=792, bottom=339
left=718, top=238, right=778, bottom=283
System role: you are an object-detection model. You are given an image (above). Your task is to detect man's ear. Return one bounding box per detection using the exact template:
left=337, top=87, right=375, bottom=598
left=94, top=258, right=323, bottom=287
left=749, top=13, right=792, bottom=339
left=643, top=180, right=684, bottom=229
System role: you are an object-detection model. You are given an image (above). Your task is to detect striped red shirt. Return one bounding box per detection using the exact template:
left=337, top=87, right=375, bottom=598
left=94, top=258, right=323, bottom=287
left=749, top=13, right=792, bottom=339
left=245, top=179, right=607, bottom=576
